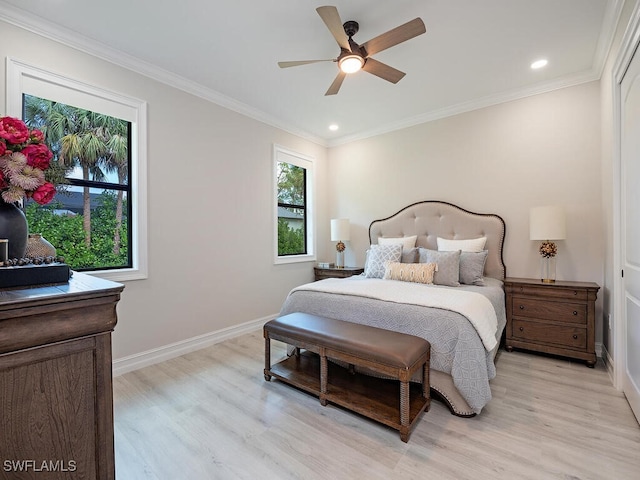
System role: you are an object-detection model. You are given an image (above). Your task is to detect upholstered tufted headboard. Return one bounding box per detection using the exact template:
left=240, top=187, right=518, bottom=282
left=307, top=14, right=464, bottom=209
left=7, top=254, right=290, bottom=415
left=369, top=201, right=506, bottom=280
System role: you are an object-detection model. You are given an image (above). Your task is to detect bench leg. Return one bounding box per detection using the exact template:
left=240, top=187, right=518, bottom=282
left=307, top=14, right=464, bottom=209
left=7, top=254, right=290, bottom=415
left=423, top=360, right=430, bottom=412
left=400, top=380, right=410, bottom=442
left=320, top=351, right=328, bottom=406
left=264, top=336, right=272, bottom=381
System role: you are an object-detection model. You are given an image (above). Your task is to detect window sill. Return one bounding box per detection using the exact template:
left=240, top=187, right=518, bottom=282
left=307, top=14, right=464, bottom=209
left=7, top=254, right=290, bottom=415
left=274, top=254, right=316, bottom=265
left=84, top=268, right=147, bottom=283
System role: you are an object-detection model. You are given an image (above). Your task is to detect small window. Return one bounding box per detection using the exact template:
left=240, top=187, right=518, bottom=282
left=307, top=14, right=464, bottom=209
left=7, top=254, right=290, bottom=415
left=274, top=145, right=315, bottom=263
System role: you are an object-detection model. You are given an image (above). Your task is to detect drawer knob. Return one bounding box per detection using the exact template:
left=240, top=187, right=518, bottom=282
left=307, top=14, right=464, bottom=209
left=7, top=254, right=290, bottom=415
left=573, top=311, right=578, bottom=316
left=573, top=291, right=578, bottom=296
left=572, top=334, right=578, bottom=340
left=519, top=327, right=524, bottom=332
left=519, top=305, right=524, bottom=310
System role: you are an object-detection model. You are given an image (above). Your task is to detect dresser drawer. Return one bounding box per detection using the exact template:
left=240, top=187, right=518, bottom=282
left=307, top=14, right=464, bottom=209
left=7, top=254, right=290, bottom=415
left=511, top=297, right=587, bottom=324
left=511, top=319, right=587, bottom=350
left=508, top=284, right=588, bottom=301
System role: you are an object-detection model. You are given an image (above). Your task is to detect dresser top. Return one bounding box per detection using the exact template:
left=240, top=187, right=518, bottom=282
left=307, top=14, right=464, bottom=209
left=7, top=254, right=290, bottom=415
left=504, top=277, right=599, bottom=290
left=0, top=271, right=124, bottom=310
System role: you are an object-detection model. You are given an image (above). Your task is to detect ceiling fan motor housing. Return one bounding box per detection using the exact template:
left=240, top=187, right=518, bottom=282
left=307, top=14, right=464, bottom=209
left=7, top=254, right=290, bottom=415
left=343, top=21, right=359, bottom=37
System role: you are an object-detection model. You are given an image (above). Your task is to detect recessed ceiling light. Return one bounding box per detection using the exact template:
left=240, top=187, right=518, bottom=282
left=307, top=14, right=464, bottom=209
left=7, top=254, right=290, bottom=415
left=531, top=59, right=548, bottom=70
left=329, top=124, right=339, bottom=131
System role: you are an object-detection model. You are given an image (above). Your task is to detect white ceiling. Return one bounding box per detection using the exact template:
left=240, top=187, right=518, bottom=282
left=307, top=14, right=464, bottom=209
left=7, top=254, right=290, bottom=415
left=0, top=0, right=620, bottom=145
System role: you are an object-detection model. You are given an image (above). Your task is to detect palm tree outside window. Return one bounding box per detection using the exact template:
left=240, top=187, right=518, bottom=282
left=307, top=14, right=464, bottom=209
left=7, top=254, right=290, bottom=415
left=22, top=94, right=132, bottom=271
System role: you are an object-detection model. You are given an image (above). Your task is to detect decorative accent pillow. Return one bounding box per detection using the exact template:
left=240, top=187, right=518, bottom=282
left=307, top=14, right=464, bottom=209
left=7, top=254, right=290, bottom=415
left=418, top=248, right=461, bottom=286
left=401, top=247, right=419, bottom=263
left=364, top=244, right=403, bottom=279
left=384, top=262, right=436, bottom=284
left=459, top=250, right=489, bottom=286
left=437, top=236, right=487, bottom=253
left=378, top=235, right=418, bottom=250
left=377, top=236, right=418, bottom=263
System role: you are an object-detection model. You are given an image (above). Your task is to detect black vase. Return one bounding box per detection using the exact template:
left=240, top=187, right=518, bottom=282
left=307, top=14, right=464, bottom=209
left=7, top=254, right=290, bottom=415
left=0, top=202, right=28, bottom=259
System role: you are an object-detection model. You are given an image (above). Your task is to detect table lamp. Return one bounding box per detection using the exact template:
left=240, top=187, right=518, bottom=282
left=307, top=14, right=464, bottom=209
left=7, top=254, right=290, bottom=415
left=530, top=206, right=566, bottom=283
left=330, top=218, right=350, bottom=268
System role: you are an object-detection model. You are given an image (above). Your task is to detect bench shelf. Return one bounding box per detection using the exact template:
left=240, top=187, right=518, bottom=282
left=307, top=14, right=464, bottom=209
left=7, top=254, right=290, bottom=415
left=269, top=351, right=428, bottom=431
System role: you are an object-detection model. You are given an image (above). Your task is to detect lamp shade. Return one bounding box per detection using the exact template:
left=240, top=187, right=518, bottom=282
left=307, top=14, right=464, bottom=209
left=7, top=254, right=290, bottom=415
left=530, top=206, right=566, bottom=240
left=330, top=218, right=350, bottom=241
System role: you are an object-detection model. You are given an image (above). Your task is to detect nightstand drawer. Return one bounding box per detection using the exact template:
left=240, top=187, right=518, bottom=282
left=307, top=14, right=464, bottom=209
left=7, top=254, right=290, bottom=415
left=512, top=319, right=587, bottom=350
left=509, top=284, right=588, bottom=301
left=511, top=297, right=587, bottom=324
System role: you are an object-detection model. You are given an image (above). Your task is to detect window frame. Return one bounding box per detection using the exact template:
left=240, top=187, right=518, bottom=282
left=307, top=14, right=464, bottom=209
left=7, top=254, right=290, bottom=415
left=6, top=57, right=148, bottom=281
left=273, top=144, right=315, bottom=264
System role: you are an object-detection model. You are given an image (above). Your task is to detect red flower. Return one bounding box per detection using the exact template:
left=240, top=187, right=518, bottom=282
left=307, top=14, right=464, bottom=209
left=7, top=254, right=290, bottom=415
left=22, top=143, right=53, bottom=170
left=30, top=129, right=45, bottom=143
left=31, top=182, right=56, bottom=205
left=0, top=141, right=5, bottom=156
left=0, top=117, right=29, bottom=145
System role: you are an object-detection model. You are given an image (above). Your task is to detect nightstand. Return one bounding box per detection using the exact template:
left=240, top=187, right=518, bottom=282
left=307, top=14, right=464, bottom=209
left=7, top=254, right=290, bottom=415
left=314, top=266, right=364, bottom=281
left=504, top=277, right=600, bottom=367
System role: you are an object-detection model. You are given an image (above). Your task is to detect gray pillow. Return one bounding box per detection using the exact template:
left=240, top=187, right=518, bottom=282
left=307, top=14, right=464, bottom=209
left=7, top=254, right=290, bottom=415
left=459, top=250, right=488, bottom=286
left=418, top=248, right=461, bottom=286
left=364, top=244, right=403, bottom=279
left=401, top=247, right=419, bottom=263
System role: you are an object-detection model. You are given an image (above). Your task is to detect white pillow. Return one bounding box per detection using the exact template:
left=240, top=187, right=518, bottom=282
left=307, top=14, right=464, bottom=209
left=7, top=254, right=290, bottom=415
left=437, top=236, right=487, bottom=253
left=378, top=235, right=418, bottom=250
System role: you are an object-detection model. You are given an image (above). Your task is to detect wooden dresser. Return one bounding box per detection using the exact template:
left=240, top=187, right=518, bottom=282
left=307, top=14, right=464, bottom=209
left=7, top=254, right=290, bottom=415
left=0, top=272, right=124, bottom=480
left=504, top=277, right=599, bottom=367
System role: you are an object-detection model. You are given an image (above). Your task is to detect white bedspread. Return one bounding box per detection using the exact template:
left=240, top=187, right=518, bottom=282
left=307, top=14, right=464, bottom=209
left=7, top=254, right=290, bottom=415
left=292, top=278, right=498, bottom=351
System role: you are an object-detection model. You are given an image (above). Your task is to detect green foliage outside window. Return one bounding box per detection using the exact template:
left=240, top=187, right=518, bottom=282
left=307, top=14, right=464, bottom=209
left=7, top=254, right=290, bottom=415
left=277, top=218, right=304, bottom=255
left=25, top=192, right=128, bottom=269
left=277, top=161, right=306, bottom=256
left=22, top=94, right=131, bottom=270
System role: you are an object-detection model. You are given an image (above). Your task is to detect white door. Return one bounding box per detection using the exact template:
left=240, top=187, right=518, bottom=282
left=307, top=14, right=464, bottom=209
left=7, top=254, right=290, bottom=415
left=621, top=44, right=640, bottom=424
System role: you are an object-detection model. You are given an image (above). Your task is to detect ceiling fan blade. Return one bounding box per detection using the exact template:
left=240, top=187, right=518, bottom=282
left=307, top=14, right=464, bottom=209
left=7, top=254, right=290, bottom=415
left=316, top=6, right=351, bottom=51
left=325, top=71, right=347, bottom=96
left=362, top=58, right=405, bottom=84
left=278, top=59, right=334, bottom=68
left=361, top=18, right=426, bottom=57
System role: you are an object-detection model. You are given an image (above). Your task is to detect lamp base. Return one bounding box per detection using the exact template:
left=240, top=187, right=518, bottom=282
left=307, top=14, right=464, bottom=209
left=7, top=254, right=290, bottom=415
left=336, top=251, right=344, bottom=268
left=540, top=255, right=556, bottom=283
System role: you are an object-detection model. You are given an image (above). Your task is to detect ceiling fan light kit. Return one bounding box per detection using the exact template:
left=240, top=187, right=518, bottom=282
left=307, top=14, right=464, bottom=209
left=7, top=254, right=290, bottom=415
left=339, top=54, right=364, bottom=73
left=278, top=5, right=426, bottom=95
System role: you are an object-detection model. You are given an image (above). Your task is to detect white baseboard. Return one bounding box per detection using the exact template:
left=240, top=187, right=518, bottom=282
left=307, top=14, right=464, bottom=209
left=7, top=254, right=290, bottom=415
left=601, top=343, right=615, bottom=384
left=112, top=314, right=277, bottom=377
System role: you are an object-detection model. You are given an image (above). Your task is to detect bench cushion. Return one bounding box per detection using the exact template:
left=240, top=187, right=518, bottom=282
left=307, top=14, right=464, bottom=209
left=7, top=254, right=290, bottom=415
left=265, top=312, right=430, bottom=369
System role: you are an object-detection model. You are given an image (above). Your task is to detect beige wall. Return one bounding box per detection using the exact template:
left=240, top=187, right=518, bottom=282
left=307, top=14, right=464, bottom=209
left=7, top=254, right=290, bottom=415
left=0, top=11, right=618, bottom=361
left=0, top=20, right=328, bottom=361
left=328, top=82, right=605, bottom=343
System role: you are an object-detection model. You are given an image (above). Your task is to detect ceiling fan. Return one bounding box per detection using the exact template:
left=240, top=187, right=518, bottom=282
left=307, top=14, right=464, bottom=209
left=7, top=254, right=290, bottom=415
left=278, top=6, right=426, bottom=96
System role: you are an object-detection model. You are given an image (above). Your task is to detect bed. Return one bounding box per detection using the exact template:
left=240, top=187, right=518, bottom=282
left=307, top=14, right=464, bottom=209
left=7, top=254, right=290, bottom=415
left=279, top=201, right=507, bottom=416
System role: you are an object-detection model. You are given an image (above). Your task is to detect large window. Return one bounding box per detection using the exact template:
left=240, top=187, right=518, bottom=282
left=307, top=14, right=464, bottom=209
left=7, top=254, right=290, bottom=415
left=23, top=94, right=132, bottom=271
left=7, top=58, right=147, bottom=281
left=274, top=145, right=315, bottom=263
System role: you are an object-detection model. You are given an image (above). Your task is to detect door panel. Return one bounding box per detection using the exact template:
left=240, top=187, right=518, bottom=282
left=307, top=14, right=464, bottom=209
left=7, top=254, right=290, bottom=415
left=621, top=45, right=640, bottom=424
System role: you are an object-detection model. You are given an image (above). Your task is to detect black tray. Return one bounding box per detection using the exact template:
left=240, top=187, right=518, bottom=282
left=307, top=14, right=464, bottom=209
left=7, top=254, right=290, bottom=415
left=0, top=263, right=72, bottom=289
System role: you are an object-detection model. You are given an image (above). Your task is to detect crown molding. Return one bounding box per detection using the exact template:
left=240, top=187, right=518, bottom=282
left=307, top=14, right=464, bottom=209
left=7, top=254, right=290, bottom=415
left=0, top=0, right=622, bottom=149
left=0, top=2, right=328, bottom=147
left=328, top=68, right=601, bottom=147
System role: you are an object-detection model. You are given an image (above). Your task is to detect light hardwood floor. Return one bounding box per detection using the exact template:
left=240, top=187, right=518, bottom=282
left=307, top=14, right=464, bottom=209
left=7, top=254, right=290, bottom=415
left=113, top=331, right=640, bottom=480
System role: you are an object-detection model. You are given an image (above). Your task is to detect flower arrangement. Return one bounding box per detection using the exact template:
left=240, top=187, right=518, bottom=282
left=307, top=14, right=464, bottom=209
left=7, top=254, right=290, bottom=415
left=539, top=240, right=557, bottom=258
left=0, top=116, right=56, bottom=205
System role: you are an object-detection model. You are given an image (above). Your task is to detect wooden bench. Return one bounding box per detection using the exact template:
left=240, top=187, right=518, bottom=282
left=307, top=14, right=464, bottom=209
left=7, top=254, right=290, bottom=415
left=263, top=312, right=431, bottom=442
